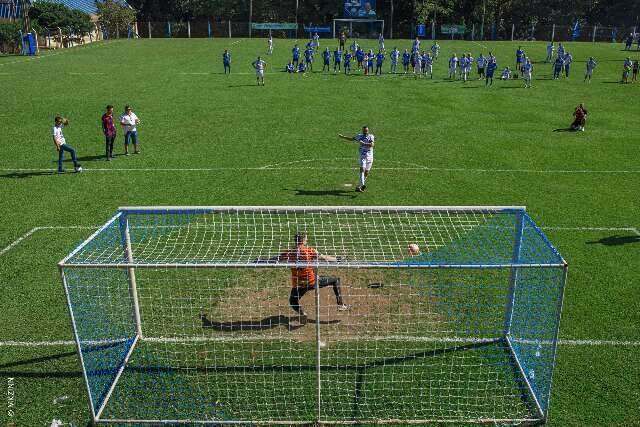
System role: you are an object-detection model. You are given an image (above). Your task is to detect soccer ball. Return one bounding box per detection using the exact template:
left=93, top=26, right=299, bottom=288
left=408, top=244, right=420, bottom=256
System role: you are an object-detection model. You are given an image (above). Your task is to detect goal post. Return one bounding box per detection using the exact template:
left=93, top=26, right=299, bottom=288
left=60, top=206, right=567, bottom=425
left=332, top=19, right=384, bottom=39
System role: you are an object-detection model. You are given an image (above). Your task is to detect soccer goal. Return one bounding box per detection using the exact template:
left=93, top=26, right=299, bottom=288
left=59, top=206, right=567, bottom=425
left=333, top=19, right=384, bottom=39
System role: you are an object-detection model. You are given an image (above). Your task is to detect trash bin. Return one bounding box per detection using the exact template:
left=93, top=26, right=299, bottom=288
left=23, top=32, right=36, bottom=56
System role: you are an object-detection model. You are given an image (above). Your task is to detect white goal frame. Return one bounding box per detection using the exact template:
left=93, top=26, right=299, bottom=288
left=332, top=19, right=385, bottom=39
left=59, top=205, right=567, bottom=425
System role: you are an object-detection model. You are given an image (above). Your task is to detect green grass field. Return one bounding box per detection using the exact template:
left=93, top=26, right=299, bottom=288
left=1, top=37, right=639, bottom=426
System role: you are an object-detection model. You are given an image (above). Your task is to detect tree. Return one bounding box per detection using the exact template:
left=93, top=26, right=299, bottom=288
left=97, top=0, right=137, bottom=36
left=29, top=1, right=92, bottom=33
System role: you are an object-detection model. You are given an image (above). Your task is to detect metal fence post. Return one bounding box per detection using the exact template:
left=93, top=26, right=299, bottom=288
left=511, top=23, right=515, bottom=41
left=208, top=19, right=212, bottom=38
left=187, top=20, right=191, bottom=38
left=592, top=25, right=596, bottom=42
left=228, top=20, right=231, bottom=38
left=551, top=24, right=555, bottom=42
left=148, top=21, right=151, bottom=39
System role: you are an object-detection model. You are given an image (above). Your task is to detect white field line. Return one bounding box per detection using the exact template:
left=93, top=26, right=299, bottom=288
left=0, top=226, right=97, bottom=257
left=1, top=336, right=639, bottom=348
left=472, top=41, right=489, bottom=50
left=0, top=41, right=112, bottom=68
left=3, top=165, right=640, bottom=174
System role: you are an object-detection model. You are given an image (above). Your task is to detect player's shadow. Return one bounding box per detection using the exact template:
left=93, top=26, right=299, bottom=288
left=552, top=127, right=579, bottom=132
left=201, top=313, right=340, bottom=332
left=0, top=170, right=58, bottom=179
left=288, top=188, right=357, bottom=198
left=586, top=234, right=640, bottom=246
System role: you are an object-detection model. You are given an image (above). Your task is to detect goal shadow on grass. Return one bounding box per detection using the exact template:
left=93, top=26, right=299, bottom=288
left=287, top=188, right=358, bottom=198
left=200, top=313, right=340, bottom=332
left=586, top=234, right=640, bottom=246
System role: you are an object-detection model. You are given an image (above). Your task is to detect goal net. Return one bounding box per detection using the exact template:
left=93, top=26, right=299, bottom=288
left=59, top=206, right=567, bottom=425
left=333, top=19, right=384, bottom=40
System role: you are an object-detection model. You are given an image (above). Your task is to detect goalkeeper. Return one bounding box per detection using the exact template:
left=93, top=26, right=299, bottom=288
left=260, top=232, right=350, bottom=321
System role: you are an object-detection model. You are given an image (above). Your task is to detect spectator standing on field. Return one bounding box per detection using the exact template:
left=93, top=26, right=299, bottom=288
left=120, top=105, right=140, bottom=156
left=52, top=116, right=82, bottom=173
left=101, top=105, right=116, bottom=161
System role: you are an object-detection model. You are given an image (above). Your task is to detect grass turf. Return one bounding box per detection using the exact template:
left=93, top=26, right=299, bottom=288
left=0, top=37, right=639, bottom=426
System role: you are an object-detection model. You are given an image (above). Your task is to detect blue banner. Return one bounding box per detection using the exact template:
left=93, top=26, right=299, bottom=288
left=344, top=0, right=377, bottom=18
left=304, top=26, right=331, bottom=33
left=417, top=24, right=426, bottom=37
left=571, top=20, right=581, bottom=40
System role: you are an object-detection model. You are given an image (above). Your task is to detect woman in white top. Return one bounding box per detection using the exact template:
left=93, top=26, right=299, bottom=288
left=120, top=105, right=140, bottom=155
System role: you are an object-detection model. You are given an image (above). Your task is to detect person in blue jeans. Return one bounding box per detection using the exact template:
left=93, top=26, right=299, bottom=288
left=120, top=105, right=141, bottom=156
left=52, top=116, right=82, bottom=173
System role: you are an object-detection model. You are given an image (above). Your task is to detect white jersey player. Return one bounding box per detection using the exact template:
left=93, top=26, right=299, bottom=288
left=338, top=126, right=375, bottom=192
left=584, top=57, right=597, bottom=82
left=252, top=56, right=267, bottom=86
left=267, top=35, right=273, bottom=54
left=449, top=54, right=458, bottom=79
left=523, top=58, right=533, bottom=88
left=378, top=34, right=385, bottom=51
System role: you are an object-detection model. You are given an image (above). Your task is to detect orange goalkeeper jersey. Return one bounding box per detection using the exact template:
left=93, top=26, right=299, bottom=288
left=279, top=245, right=318, bottom=287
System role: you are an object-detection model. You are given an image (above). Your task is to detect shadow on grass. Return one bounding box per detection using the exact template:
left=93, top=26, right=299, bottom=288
left=553, top=127, right=580, bottom=132
left=288, top=188, right=357, bottom=198
left=200, top=313, right=340, bottom=332
left=0, top=170, right=58, bottom=179
left=587, top=235, right=640, bottom=246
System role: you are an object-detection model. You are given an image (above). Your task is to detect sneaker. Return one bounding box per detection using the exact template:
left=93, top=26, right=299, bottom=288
left=134, top=151, right=140, bottom=154
left=337, top=304, right=352, bottom=312
left=125, top=153, right=130, bottom=156
left=57, top=169, right=65, bottom=174
left=355, top=186, right=363, bottom=193
left=361, top=185, right=366, bottom=191
left=580, top=127, right=585, bottom=132
left=74, top=166, right=83, bottom=173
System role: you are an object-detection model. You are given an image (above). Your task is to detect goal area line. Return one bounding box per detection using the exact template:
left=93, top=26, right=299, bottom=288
left=2, top=335, right=639, bottom=348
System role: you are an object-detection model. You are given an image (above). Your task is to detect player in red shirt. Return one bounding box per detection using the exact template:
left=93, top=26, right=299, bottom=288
left=571, top=103, right=588, bottom=131
left=259, top=232, right=350, bottom=323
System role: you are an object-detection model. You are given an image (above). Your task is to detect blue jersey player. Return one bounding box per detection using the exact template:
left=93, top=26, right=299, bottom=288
left=334, top=48, right=342, bottom=72
left=343, top=51, right=352, bottom=74
left=322, top=47, right=331, bottom=72
left=402, top=49, right=410, bottom=73
left=292, top=45, right=300, bottom=66
left=222, top=49, right=231, bottom=74
left=375, top=51, right=385, bottom=75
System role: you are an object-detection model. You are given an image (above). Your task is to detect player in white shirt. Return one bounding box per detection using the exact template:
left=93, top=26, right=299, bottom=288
left=413, top=51, right=422, bottom=78
left=52, top=116, right=82, bottom=173
left=378, top=34, right=385, bottom=51
left=449, top=53, right=458, bottom=79
left=312, top=32, right=320, bottom=50
left=267, top=34, right=273, bottom=54
left=119, top=105, right=141, bottom=155
left=252, top=56, right=267, bottom=86
left=523, top=58, right=533, bottom=88
left=546, top=42, right=554, bottom=62
left=584, top=56, right=597, bottom=82
left=351, top=40, right=359, bottom=55
left=412, top=37, right=420, bottom=54
left=338, top=126, right=375, bottom=192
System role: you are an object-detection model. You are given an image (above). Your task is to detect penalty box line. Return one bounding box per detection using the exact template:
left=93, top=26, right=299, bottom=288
left=1, top=336, right=640, bottom=348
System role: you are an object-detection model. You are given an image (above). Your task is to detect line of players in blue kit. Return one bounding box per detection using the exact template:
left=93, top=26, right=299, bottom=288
left=221, top=33, right=625, bottom=88
left=280, top=36, right=509, bottom=88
